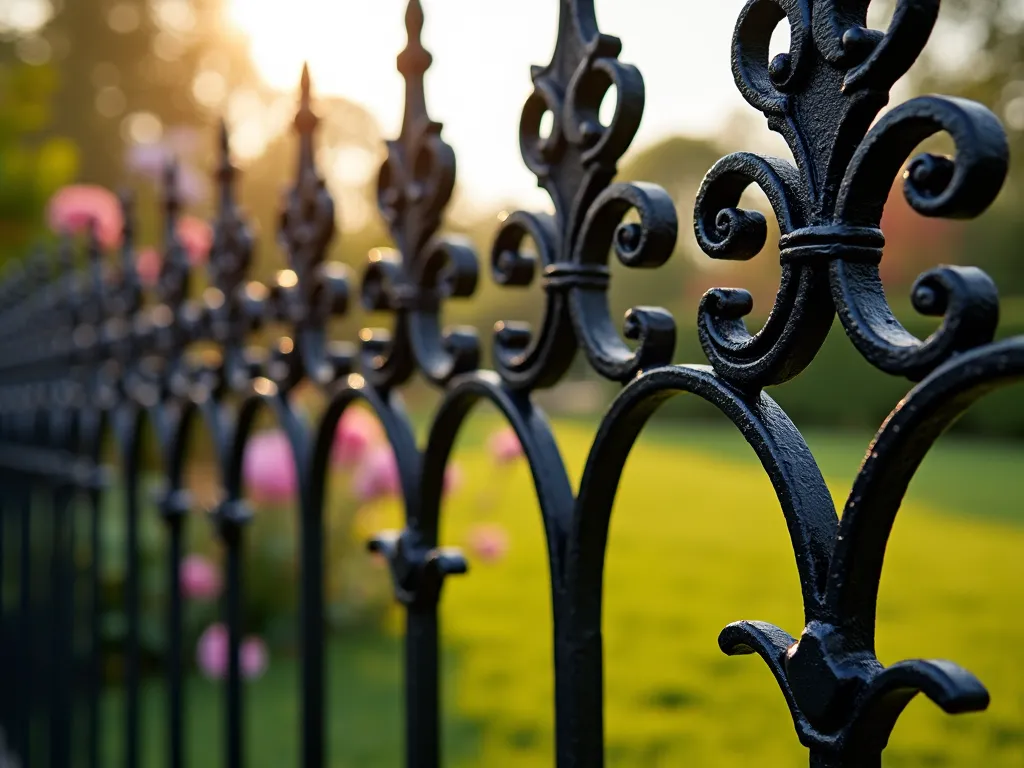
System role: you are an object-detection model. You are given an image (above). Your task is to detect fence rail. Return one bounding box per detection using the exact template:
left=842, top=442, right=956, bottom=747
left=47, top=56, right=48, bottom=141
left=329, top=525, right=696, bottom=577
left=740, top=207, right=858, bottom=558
left=0, top=0, right=1018, bottom=766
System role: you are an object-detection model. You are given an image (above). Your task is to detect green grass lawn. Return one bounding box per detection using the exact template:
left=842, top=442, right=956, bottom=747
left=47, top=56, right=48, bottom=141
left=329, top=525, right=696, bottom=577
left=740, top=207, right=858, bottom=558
left=104, top=418, right=1024, bottom=766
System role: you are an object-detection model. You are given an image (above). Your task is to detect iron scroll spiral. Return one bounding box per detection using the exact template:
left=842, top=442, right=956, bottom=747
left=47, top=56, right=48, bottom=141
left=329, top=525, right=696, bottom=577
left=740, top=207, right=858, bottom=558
left=362, top=0, right=480, bottom=392
left=492, top=0, right=679, bottom=389
left=694, top=0, right=1009, bottom=389
left=0, top=1, right=1020, bottom=768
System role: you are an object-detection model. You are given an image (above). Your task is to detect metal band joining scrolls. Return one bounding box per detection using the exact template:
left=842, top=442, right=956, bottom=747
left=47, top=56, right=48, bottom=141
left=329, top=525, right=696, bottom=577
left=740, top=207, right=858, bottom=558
left=779, top=226, right=884, bottom=266
left=542, top=263, right=610, bottom=292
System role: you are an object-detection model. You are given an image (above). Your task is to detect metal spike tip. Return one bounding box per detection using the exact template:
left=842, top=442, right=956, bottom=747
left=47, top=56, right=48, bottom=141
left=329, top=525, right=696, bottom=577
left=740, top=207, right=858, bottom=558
left=300, top=63, right=311, bottom=103
left=406, top=0, right=425, bottom=39
left=219, top=119, right=230, bottom=156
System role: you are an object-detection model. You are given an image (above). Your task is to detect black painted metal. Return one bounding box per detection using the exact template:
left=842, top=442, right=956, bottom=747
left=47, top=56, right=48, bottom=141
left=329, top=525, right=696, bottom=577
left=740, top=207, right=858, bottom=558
left=0, top=1, right=1016, bottom=766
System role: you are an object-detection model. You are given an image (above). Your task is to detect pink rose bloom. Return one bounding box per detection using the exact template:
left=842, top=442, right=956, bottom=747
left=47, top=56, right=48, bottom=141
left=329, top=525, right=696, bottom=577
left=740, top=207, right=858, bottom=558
left=240, top=636, right=269, bottom=679
left=196, top=624, right=269, bottom=680
left=196, top=623, right=228, bottom=679
left=468, top=523, right=509, bottom=564
left=488, top=426, right=523, bottom=465
left=353, top=446, right=401, bottom=503
left=243, top=430, right=297, bottom=504
left=443, top=462, right=463, bottom=496
left=47, top=185, right=122, bottom=249
left=137, top=247, right=161, bottom=287
left=352, top=446, right=461, bottom=503
left=180, top=554, right=221, bottom=601
left=332, top=408, right=383, bottom=468
left=176, top=215, right=213, bottom=265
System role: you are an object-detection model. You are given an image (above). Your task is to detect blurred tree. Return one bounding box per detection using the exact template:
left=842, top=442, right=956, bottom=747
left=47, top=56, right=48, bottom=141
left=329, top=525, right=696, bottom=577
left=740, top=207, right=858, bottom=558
left=0, top=0, right=387, bottom=279
left=0, top=61, right=77, bottom=255
left=0, top=0, right=262, bottom=187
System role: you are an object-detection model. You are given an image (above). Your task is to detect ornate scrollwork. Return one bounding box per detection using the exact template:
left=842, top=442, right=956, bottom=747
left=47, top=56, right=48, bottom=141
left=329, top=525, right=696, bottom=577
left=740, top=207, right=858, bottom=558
left=270, top=66, right=352, bottom=391
left=360, top=0, right=479, bottom=391
left=717, top=339, right=1024, bottom=762
left=203, top=122, right=262, bottom=395
left=695, top=0, right=1009, bottom=388
left=492, top=0, right=678, bottom=389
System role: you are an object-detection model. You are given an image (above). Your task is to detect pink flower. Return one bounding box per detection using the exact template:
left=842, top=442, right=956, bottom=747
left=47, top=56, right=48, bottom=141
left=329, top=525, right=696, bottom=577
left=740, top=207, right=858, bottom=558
left=468, top=523, right=509, bottom=564
left=196, top=623, right=228, bottom=679
left=332, top=408, right=383, bottom=468
left=240, top=636, right=269, bottom=679
left=352, top=446, right=461, bottom=503
left=353, top=446, right=401, bottom=503
left=179, top=554, right=221, bottom=601
left=137, top=247, right=161, bottom=287
left=443, top=462, right=463, bottom=496
left=196, top=624, right=269, bottom=680
left=47, top=185, right=122, bottom=248
left=177, top=215, right=213, bottom=264
left=488, top=426, right=523, bottom=465
left=243, top=430, right=297, bottom=504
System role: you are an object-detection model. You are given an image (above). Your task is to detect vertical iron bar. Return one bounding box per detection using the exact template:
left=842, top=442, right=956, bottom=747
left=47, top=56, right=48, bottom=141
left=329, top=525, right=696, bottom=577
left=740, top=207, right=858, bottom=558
left=0, top=471, right=7, bottom=751
left=123, top=461, right=142, bottom=768
left=51, top=486, right=74, bottom=768
left=88, top=480, right=102, bottom=768
left=167, top=515, right=185, bottom=768
left=301, top=498, right=324, bottom=768
left=406, top=609, right=439, bottom=768
left=36, top=483, right=53, bottom=766
left=16, top=479, right=31, bottom=765
left=224, top=526, right=244, bottom=768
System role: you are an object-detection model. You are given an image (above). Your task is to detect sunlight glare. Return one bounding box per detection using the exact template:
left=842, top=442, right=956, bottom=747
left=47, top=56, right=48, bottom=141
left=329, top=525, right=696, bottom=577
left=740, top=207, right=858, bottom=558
left=226, top=0, right=405, bottom=130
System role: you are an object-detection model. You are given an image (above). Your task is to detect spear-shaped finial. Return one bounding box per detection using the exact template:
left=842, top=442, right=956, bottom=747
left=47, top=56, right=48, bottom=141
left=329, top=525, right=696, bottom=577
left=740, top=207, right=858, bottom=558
left=405, top=0, right=425, bottom=43
left=294, top=63, right=318, bottom=181
left=397, top=0, right=432, bottom=138
left=216, top=119, right=237, bottom=210
left=118, top=189, right=138, bottom=281
left=162, top=158, right=181, bottom=238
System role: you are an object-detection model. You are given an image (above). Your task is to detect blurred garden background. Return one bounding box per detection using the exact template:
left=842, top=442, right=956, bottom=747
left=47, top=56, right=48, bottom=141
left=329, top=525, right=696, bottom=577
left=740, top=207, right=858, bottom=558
left=1, top=0, right=1024, bottom=765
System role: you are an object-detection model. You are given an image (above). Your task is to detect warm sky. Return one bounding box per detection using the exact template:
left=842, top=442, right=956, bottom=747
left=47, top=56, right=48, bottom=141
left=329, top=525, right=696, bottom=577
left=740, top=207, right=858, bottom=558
left=227, top=0, right=754, bottom=209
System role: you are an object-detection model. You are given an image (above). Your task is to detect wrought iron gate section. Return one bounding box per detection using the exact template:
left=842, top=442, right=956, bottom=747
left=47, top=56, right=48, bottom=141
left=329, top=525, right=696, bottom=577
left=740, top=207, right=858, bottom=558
left=0, top=1, right=1017, bottom=767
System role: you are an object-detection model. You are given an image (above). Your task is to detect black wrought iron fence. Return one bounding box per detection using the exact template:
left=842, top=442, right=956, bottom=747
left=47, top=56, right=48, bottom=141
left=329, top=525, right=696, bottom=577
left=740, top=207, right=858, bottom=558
left=0, top=0, right=1018, bottom=766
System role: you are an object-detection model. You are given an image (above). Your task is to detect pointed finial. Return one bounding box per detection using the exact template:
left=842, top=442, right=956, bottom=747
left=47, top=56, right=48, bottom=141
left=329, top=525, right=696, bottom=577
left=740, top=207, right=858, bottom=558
left=119, top=189, right=137, bottom=279
left=163, top=158, right=181, bottom=224
left=217, top=119, right=237, bottom=206
left=295, top=63, right=317, bottom=134
left=398, top=0, right=432, bottom=77
left=293, top=63, right=319, bottom=183
left=406, top=0, right=424, bottom=41
left=397, top=0, right=433, bottom=140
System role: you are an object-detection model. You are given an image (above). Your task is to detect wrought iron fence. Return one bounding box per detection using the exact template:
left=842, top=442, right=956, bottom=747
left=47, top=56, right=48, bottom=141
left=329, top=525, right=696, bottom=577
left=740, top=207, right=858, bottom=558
left=0, top=0, right=1017, bottom=766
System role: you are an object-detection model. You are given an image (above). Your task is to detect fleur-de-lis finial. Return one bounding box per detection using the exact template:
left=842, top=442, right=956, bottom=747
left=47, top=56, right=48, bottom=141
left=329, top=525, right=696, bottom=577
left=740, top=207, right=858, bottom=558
left=693, top=1, right=1008, bottom=388
left=398, top=0, right=431, bottom=138
left=157, top=159, right=190, bottom=309
left=279, top=64, right=334, bottom=280
left=210, top=119, right=252, bottom=299
left=360, top=0, right=479, bottom=389
left=488, top=0, right=678, bottom=389
left=270, top=65, right=348, bottom=390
